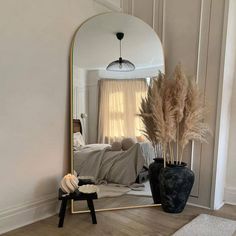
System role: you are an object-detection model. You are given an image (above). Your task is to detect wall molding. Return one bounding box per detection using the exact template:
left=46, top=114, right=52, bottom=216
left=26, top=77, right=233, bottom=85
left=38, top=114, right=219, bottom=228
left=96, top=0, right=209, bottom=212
left=0, top=193, right=59, bottom=235
left=224, top=186, right=236, bottom=205
left=189, top=0, right=209, bottom=199
left=94, top=0, right=122, bottom=12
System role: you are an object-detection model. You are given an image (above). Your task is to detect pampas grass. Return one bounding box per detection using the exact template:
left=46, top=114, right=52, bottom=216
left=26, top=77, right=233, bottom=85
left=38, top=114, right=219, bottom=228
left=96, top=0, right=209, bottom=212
left=173, top=64, right=188, bottom=163
left=179, top=79, right=209, bottom=163
left=173, top=64, right=188, bottom=123
left=139, top=65, right=209, bottom=166
left=139, top=73, right=167, bottom=166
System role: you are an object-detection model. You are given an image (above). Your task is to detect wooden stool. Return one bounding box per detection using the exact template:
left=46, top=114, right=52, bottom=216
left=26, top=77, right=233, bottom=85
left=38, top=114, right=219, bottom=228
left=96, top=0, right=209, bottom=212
left=58, top=188, right=97, bottom=227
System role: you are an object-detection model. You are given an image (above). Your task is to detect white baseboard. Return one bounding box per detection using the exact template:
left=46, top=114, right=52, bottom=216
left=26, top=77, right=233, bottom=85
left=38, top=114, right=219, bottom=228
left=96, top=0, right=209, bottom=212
left=214, top=201, right=225, bottom=210
left=224, top=186, right=236, bottom=205
left=0, top=193, right=59, bottom=235
left=187, top=202, right=211, bottom=210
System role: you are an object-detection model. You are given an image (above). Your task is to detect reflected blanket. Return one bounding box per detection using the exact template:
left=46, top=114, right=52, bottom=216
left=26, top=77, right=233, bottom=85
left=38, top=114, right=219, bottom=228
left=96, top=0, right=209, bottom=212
left=74, top=143, right=145, bottom=186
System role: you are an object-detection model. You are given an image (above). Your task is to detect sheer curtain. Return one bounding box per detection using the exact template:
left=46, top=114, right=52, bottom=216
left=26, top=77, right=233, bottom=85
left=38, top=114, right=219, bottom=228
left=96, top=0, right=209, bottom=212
left=98, top=79, right=147, bottom=143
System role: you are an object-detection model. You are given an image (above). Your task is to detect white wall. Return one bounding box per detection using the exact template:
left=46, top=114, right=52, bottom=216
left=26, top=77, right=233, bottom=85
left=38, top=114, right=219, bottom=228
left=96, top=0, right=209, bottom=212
left=0, top=0, right=109, bottom=233
left=225, top=0, right=236, bottom=205
left=73, top=68, right=89, bottom=143
left=212, top=0, right=236, bottom=208
left=225, top=77, right=236, bottom=205
left=73, top=69, right=88, bottom=120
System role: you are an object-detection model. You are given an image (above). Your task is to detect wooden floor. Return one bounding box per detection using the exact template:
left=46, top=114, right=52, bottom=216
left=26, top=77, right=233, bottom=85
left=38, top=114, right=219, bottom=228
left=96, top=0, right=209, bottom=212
left=2, top=204, right=236, bottom=236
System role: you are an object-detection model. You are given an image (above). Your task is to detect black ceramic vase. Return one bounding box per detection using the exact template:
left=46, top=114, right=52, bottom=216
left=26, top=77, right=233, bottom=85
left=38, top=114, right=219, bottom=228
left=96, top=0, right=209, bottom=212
left=159, top=163, right=194, bottom=213
left=148, top=158, right=164, bottom=204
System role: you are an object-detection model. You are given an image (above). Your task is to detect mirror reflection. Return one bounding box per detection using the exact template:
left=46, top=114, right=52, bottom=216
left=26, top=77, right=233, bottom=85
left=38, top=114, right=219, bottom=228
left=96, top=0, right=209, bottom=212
left=72, top=13, right=164, bottom=212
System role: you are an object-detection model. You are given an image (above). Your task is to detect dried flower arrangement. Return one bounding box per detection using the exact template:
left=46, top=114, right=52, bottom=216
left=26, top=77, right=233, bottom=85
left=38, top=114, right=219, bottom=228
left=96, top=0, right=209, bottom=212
left=139, top=64, right=209, bottom=167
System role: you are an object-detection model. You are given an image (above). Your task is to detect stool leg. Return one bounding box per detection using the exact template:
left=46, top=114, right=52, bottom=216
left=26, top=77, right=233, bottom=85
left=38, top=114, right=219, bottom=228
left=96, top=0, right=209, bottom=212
left=58, top=198, right=67, bottom=228
left=87, top=199, right=97, bottom=224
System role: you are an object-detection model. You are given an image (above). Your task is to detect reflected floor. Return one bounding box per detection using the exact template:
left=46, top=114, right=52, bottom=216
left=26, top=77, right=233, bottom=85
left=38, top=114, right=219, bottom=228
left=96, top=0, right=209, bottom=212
left=74, top=180, right=155, bottom=211
left=73, top=194, right=155, bottom=211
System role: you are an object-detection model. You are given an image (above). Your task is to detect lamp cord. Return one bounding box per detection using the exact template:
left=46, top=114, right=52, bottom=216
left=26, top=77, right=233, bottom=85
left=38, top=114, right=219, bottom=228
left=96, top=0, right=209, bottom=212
left=120, top=40, right=121, bottom=58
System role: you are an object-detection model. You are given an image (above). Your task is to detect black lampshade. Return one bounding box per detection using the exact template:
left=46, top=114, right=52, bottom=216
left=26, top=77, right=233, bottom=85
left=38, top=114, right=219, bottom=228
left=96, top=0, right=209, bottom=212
left=106, top=57, right=135, bottom=72
left=106, top=32, right=135, bottom=72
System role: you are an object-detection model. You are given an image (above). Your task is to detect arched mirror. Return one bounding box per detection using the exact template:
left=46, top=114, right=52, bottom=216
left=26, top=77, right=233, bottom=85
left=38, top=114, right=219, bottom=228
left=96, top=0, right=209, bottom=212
left=71, top=12, right=164, bottom=213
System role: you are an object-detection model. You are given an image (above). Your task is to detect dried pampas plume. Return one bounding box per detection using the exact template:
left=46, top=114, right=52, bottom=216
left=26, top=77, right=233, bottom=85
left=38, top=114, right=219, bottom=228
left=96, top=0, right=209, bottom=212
left=139, top=73, right=166, bottom=165
left=173, top=64, right=188, bottom=123
left=139, top=64, right=209, bottom=166
left=179, top=79, right=209, bottom=163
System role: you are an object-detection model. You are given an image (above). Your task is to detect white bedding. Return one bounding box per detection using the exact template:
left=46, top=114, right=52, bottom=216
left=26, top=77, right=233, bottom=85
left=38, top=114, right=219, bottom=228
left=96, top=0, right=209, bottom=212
left=138, top=142, right=156, bottom=167
left=73, top=142, right=155, bottom=185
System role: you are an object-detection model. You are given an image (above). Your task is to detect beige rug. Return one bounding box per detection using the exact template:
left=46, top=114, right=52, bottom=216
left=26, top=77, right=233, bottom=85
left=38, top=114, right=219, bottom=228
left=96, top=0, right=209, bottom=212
left=173, top=214, right=236, bottom=236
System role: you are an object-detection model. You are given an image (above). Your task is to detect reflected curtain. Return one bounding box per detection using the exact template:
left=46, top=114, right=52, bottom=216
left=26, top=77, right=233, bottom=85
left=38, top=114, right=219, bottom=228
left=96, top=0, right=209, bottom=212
left=98, top=79, right=147, bottom=143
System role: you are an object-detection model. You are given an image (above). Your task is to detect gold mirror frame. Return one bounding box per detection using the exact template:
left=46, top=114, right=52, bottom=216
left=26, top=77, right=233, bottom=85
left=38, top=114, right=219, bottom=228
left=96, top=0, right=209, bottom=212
left=69, top=13, right=164, bottom=214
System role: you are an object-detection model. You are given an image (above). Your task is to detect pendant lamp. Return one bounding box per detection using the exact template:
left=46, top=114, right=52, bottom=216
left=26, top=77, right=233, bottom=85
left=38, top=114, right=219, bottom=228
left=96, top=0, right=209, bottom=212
left=106, top=32, right=135, bottom=72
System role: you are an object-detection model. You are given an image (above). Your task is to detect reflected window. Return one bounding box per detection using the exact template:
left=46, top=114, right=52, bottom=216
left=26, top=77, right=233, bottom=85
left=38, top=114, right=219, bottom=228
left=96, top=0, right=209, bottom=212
left=98, top=79, right=147, bottom=143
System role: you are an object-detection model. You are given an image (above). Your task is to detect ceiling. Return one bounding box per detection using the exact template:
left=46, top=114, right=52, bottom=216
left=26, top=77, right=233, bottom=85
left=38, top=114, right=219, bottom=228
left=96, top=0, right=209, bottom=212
left=73, top=12, right=164, bottom=71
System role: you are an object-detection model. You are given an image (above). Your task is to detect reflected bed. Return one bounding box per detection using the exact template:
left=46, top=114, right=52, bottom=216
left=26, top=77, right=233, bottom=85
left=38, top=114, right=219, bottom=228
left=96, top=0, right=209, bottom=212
left=74, top=140, right=155, bottom=187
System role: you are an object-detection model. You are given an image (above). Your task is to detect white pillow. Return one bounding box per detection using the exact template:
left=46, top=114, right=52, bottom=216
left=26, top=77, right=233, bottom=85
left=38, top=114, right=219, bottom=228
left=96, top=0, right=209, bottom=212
left=74, top=132, right=85, bottom=148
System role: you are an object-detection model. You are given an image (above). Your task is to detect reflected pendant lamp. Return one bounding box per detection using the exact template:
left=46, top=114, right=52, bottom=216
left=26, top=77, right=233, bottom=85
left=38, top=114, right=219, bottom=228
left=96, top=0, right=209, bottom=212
left=106, top=32, right=135, bottom=72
